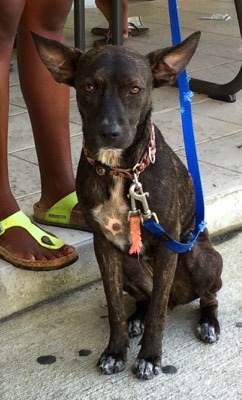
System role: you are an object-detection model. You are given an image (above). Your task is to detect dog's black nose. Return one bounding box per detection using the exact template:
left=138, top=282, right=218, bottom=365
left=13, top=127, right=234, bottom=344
left=100, top=122, right=122, bottom=141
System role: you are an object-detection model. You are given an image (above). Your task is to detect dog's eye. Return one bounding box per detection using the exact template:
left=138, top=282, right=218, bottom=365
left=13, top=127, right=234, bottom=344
left=83, top=83, right=95, bottom=94
left=130, top=86, right=141, bottom=95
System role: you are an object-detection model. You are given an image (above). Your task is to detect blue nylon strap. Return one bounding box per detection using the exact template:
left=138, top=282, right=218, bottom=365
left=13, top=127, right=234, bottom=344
left=143, top=0, right=207, bottom=253
left=144, top=219, right=207, bottom=253
left=168, top=0, right=205, bottom=226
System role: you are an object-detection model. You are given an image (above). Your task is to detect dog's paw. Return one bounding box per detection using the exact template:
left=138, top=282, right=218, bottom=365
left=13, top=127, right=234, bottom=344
left=196, top=322, right=220, bottom=343
left=133, top=357, right=161, bottom=380
left=128, top=318, right=144, bottom=338
left=98, top=352, right=126, bottom=375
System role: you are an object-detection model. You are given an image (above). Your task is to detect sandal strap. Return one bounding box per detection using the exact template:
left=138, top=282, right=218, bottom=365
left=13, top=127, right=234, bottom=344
left=128, top=22, right=141, bottom=32
left=0, top=210, right=64, bottom=250
left=44, top=191, right=78, bottom=224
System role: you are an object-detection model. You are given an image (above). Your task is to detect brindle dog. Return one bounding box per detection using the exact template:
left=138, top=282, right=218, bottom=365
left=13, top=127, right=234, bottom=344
left=32, top=31, right=222, bottom=380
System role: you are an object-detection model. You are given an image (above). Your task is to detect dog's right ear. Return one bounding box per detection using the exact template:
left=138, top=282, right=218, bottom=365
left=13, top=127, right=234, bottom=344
left=31, top=32, right=82, bottom=87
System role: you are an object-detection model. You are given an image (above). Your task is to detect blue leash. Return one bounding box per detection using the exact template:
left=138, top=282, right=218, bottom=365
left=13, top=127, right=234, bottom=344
left=143, top=0, right=207, bottom=253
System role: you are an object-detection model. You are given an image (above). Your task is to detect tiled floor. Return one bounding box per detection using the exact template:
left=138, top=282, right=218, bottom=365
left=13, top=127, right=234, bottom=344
left=8, top=0, right=242, bottom=248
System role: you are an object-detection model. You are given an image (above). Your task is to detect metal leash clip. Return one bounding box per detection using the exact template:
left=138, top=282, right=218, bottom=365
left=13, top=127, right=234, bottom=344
left=127, top=182, right=159, bottom=224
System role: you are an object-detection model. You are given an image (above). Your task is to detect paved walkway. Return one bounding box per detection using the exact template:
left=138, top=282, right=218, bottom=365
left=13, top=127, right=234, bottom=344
left=1, top=1, right=242, bottom=398
left=1, top=0, right=242, bottom=318
left=1, top=230, right=242, bottom=400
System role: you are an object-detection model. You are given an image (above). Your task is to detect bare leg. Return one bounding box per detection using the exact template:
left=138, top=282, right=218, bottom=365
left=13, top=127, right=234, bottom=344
left=0, top=0, right=76, bottom=263
left=95, top=0, right=128, bottom=37
left=18, top=0, right=75, bottom=208
left=0, top=0, right=25, bottom=219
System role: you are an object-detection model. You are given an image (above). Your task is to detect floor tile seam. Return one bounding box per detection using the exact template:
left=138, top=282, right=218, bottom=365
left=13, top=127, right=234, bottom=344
left=126, top=30, right=240, bottom=44
left=9, top=109, right=28, bottom=117
left=69, top=119, right=82, bottom=127
left=8, top=125, right=240, bottom=155
left=153, top=108, right=180, bottom=115
left=12, top=144, right=242, bottom=178
left=9, top=101, right=80, bottom=119
left=193, top=112, right=242, bottom=129
left=8, top=132, right=82, bottom=157
left=71, top=236, right=94, bottom=248
left=199, top=35, right=242, bottom=43
left=8, top=153, right=38, bottom=164
left=125, top=27, right=241, bottom=44
left=153, top=105, right=242, bottom=124
left=176, top=155, right=242, bottom=175
left=140, top=24, right=171, bottom=32
left=9, top=82, right=21, bottom=89
left=9, top=100, right=27, bottom=109
left=196, top=29, right=240, bottom=39
left=176, top=129, right=242, bottom=148
left=151, top=99, right=209, bottom=115
left=14, top=190, right=41, bottom=201
left=194, top=52, right=242, bottom=63
left=173, top=142, right=227, bottom=153
left=69, top=132, right=83, bottom=139
left=0, top=278, right=102, bottom=325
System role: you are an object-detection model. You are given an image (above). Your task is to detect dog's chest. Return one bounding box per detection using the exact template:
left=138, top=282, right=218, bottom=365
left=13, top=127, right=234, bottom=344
left=91, top=177, right=131, bottom=250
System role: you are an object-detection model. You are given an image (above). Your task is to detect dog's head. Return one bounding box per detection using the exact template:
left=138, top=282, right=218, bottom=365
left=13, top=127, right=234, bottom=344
left=32, top=32, right=200, bottom=159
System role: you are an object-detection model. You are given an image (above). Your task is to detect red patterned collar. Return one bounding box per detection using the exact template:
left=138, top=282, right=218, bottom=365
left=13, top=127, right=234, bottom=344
left=82, top=124, right=156, bottom=180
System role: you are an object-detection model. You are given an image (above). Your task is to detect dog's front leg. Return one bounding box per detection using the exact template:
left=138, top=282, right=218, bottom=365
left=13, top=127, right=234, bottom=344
left=133, top=246, right=178, bottom=380
left=94, top=234, right=129, bottom=375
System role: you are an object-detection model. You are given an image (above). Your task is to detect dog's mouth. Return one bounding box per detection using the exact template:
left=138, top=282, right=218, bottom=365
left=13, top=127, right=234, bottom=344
left=96, top=148, right=123, bottom=168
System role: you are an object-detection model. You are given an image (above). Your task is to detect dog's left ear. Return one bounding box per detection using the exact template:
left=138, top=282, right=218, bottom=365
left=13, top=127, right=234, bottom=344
left=147, top=31, right=201, bottom=87
left=31, top=31, right=82, bottom=87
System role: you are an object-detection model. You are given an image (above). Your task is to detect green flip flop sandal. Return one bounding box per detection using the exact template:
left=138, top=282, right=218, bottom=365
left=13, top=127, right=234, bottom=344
left=0, top=211, right=79, bottom=271
left=33, top=191, right=90, bottom=231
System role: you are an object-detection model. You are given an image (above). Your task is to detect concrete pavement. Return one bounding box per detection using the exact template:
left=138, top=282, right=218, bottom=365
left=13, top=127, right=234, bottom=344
left=1, top=229, right=242, bottom=400
left=2, top=0, right=242, bottom=318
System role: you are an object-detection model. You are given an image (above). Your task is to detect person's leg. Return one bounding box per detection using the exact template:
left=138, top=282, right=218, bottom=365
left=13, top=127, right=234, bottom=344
left=18, top=0, right=75, bottom=209
left=95, top=0, right=112, bottom=31
left=122, top=0, right=128, bottom=37
left=0, top=0, right=25, bottom=220
left=0, top=0, right=76, bottom=264
left=95, top=0, right=128, bottom=37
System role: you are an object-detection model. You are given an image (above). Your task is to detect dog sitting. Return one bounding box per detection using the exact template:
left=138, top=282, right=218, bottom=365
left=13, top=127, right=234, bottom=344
left=32, top=31, right=223, bottom=380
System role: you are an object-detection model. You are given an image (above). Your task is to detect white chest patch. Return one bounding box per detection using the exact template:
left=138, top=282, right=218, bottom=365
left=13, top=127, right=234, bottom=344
left=92, top=177, right=131, bottom=250
left=91, top=149, right=131, bottom=250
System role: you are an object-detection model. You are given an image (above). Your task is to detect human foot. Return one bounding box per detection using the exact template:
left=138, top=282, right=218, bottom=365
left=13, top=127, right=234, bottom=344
left=33, top=191, right=90, bottom=231
left=0, top=211, right=78, bottom=271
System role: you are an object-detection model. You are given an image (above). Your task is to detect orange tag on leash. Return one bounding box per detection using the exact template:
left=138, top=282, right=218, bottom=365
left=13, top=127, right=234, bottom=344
left=129, top=215, right=142, bottom=255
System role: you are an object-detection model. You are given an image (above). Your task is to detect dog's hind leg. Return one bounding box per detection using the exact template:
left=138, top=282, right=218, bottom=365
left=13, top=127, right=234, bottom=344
left=196, top=264, right=222, bottom=343
left=196, top=251, right=222, bottom=343
left=196, top=296, right=221, bottom=343
left=184, top=230, right=223, bottom=343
